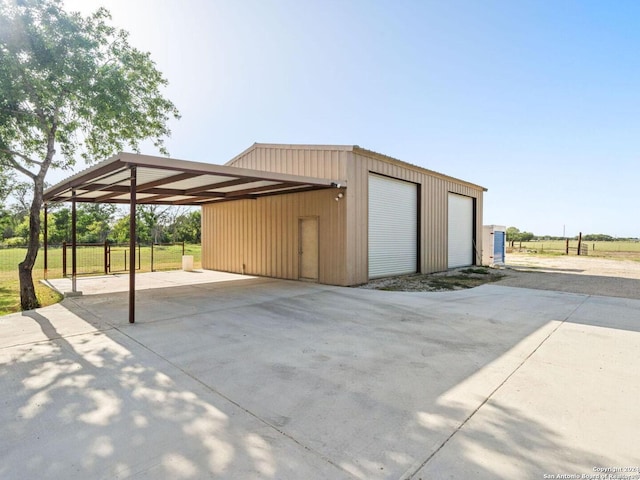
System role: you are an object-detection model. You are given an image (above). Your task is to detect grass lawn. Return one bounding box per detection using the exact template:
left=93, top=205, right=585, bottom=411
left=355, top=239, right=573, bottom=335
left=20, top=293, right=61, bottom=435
left=0, top=275, right=64, bottom=317
left=0, top=244, right=201, bottom=316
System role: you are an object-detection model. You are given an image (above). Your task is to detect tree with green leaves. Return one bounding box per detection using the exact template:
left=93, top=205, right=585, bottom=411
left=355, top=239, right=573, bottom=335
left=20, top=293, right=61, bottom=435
left=582, top=233, right=614, bottom=242
left=172, top=210, right=201, bottom=244
left=506, top=226, right=534, bottom=246
left=49, top=206, right=69, bottom=243
left=110, top=214, right=130, bottom=245
left=76, top=203, right=116, bottom=243
left=0, top=0, right=179, bottom=309
left=506, top=227, right=521, bottom=245
left=0, top=168, right=14, bottom=202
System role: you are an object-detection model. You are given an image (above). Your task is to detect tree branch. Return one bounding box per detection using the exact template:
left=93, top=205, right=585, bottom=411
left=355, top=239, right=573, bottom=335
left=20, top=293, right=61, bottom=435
left=0, top=147, right=41, bottom=166
left=18, top=72, right=50, bottom=131
left=39, top=115, right=58, bottom=178
left=0, top=149, right=37, bottom=179
left=0, top=106, right=42, bottom=119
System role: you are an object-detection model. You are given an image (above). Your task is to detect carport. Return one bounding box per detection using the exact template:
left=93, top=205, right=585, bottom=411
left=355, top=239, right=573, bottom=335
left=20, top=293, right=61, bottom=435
left=43, top=152, right=346, bottom=323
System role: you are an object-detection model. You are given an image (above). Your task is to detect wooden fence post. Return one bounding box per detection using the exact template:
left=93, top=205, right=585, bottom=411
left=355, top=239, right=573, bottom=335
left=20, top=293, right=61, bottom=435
left=565, top=239, right=569, bottom=255
left=577, top=232, right=582, bottom=256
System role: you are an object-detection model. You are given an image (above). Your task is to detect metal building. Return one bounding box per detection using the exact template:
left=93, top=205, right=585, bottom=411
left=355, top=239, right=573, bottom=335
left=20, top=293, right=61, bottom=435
left=482, top=225, right=507, bottom=266
left=202, top=143, right=486, bottom=286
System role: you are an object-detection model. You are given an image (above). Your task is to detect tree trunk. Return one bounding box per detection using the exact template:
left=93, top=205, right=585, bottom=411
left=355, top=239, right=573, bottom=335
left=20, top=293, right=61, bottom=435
left=18, top=261, right=39, bottom=310
left=19, top=177, right=44, bottom=310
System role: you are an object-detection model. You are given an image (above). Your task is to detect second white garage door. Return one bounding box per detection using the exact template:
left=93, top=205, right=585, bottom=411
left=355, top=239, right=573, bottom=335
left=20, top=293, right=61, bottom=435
left=368, top=174, right=418, bottom=278
left=448, top=193, right=474, bottom=268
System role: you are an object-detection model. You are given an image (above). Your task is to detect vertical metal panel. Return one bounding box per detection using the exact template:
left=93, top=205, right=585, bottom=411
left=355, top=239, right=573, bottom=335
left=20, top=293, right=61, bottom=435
left=227, top=145, right=348, bottom=180
left=475, top=192, right=484, bottom=265
left=201, top=188, right=347, bottom=285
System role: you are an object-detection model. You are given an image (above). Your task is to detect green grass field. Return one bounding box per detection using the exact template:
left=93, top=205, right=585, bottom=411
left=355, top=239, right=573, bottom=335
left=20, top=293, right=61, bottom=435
left=0, top=244, right=201, bottom=316
left=509, top=240, right=640, bottom=260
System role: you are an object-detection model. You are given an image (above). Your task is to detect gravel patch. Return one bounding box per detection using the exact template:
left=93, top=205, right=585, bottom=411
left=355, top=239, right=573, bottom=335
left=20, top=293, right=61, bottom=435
left=356, top=254, right=640, bottom=300
left=499, top=253, right=640, bottom=299
left=357, top=267, right=505, bottom=292
left=505, top=252, right=640, bottom=280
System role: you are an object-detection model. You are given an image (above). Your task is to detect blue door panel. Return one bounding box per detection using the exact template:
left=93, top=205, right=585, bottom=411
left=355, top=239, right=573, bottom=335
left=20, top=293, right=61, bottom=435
left=494, top=231, right=505, bottom=262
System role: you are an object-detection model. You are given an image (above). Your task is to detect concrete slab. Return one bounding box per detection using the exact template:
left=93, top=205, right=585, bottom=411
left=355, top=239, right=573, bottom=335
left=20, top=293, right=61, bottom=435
left=0, top=325, right=349, bottom=479
left=414, top=296, right=640, bottom=479
left=43, top=269, right=255, bottom=296
left=1, top=276, right=639, bottom=479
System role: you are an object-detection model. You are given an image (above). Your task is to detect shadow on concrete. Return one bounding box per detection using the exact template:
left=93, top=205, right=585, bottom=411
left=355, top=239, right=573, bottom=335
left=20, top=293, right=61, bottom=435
left=411, top=399, right=615, bottom=479
left=497, top=269, right=640, bottom=300
left=1, top=278, right=634, bottom=479
left=1, top=306, right=340, bottom=479
left=508, top=265, right=586, bottom=273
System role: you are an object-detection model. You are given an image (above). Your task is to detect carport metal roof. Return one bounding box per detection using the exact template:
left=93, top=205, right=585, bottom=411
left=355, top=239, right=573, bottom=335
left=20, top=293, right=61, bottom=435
left=43, top=152, right=343, bottom=205
left=43, top=152, right=346, bottom=324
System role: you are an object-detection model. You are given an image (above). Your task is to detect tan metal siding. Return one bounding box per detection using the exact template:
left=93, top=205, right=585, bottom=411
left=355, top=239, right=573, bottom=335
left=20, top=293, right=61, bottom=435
left=201, top=189, right=347, bottom=285
left=346, top=152, right=484, bottom=284
left=203, top=144, right=484, bottom=286
left=227, top=145, right=348, bottom=180
left=344, top=153, right=363, bottom=285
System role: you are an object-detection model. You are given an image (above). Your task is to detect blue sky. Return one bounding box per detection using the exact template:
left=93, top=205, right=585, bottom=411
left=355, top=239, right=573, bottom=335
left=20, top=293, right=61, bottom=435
left=61, top=0, right=640, bottom=237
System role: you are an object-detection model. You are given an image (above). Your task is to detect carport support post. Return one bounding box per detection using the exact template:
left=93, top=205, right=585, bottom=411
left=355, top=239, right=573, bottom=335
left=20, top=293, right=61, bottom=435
left=103, top=240, right=108, bottom=275
left=129, top=166, right=137, bottom=324
left=71, top=191, right=77, bottom=293
left=43, top=203, right=48, bottom=280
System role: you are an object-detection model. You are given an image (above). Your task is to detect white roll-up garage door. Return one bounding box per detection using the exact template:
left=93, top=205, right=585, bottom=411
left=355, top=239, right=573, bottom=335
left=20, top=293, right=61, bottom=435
left=448, top=193, right=474, bottom=268
left=368, top=174, right=418, bottom=278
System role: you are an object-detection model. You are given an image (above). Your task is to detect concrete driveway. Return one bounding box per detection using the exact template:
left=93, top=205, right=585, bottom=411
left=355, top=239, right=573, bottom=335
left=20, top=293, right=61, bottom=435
left=1, top=274, right=638, bottom=479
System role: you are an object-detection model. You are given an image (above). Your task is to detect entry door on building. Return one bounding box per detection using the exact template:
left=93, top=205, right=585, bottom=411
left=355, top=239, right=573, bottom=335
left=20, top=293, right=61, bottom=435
left=494, top=230, right=505, bottom=264
left=299, top=216, right=319, bottom=281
